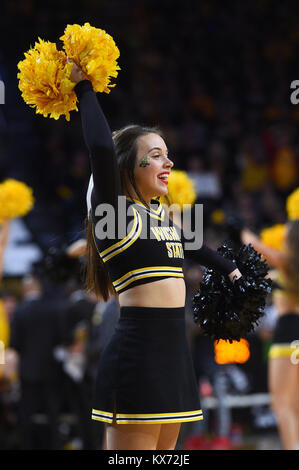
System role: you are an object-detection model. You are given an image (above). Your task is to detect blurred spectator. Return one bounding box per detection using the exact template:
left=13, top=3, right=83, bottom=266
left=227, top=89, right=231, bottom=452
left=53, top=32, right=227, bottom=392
left=187, top=155, right=222, bottom=201
left=56, top=288, right=106, bottom=450
left=9, top=275, right=67, bottom=449
left=1, top=0, right=297, bottom=248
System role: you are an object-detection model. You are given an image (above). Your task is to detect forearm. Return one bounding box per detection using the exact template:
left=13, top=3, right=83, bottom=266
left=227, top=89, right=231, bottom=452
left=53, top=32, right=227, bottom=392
left=241, top=229, right=286, bottom=269
left=253, top=240, right=286, bottom=269
left=184, top=243, right=238, bottom=277
left=66, top=239, right=87, bottom=258
left=74, top=80, right=121, bottom=207
left=75, top=80, right=114, bottom=152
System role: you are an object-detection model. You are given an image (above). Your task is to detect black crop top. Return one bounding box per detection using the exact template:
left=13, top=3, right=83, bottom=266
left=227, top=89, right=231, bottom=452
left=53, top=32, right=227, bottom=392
left=75, top=80, right=237, bottom=294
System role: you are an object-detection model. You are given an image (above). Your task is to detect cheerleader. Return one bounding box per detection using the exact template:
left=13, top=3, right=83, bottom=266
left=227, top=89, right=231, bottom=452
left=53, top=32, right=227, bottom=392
left=242, top=223, right=299, bottom=450
left=69, top=61, right=242, bottom=451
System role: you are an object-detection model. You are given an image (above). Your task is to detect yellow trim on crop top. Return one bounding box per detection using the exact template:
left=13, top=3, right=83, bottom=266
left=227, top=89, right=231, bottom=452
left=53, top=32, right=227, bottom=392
left=98, top=207, right=142, bottom=262
left=112, top=266, right=184, bottom=292
left=91, top=197, right=184, bottom=294
left=126, top=197, right=165, bottom=221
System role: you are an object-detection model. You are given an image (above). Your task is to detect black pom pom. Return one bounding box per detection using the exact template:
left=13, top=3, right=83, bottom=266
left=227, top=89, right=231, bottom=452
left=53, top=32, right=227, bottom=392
left=192, top=242, right=272, bottom=342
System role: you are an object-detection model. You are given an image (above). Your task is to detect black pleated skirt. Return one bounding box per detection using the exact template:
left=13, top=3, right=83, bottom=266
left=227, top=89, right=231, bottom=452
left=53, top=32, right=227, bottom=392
left=91, top=306, right=203, bottom=424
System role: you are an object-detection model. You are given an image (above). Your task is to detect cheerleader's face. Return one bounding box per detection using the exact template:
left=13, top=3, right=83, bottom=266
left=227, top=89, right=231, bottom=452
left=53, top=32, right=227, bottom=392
left=134, top=133, right=173, bottom=203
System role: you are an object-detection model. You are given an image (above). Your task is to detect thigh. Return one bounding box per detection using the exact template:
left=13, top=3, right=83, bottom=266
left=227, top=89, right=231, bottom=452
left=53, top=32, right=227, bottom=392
left=156, top=423, right=181, bottom=450
left=106, top=422, right=161, bottom=450
left=268, top=357, right=298, bottom=401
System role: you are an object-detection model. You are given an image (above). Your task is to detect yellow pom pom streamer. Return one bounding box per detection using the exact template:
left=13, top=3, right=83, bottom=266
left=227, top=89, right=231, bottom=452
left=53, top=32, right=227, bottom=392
left=0, top=299, right=10, bottom=350
left=17, top=38, right=77, bottom=121
left=214, top=338, right=250, bottom=364
left=210, top=209, right=226, bottom=225
left=0, top=179, right=34, bottom=221
left=160, top=170, right=197, bottom=209
left=286, top=187, right=299, bottom=221
left=260, top=224, right=286, bottom=251
left=60, top=22, right=120, bottom=94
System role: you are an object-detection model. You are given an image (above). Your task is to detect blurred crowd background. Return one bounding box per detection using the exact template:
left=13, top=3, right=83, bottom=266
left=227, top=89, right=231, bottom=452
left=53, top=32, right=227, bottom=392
left=0, top=0, right=298, bottom=450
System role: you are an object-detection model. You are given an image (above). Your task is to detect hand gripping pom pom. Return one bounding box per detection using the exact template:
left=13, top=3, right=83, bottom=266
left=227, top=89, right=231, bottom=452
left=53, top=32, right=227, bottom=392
left=192, top=243, right=272, bottom=342
left=60, top=23, right=120, bottom=94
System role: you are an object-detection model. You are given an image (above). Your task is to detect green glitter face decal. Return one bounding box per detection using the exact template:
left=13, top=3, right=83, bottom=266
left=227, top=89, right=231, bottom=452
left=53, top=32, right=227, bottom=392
left=139, top=156, right=151, bottom=167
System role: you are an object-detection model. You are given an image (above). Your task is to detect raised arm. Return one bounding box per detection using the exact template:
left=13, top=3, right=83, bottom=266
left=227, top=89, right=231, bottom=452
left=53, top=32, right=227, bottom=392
left=241, top=228, right=287, bottom=270
left=71, top=63, right=121, bottom=210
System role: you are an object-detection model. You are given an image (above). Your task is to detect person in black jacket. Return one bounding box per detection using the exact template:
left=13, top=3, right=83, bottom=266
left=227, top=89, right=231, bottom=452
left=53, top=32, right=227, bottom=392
left=10, top=275, right=66, bottom=449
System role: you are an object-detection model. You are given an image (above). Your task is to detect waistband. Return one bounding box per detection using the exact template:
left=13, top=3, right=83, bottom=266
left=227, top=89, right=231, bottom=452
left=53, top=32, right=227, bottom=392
left=120, top=306, right=185, bottom=319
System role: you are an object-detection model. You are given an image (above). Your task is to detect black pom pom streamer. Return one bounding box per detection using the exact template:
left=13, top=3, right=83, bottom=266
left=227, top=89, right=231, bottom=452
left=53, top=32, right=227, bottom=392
left=192, top=242, right=272, bottom=342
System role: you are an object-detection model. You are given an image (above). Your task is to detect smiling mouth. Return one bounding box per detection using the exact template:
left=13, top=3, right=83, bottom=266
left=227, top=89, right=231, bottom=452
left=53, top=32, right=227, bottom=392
left=157, top=173, right=169, bottom=184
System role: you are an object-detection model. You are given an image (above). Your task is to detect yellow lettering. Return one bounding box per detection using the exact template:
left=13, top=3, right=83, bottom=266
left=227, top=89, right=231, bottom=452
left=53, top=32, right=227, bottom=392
left=163, top=227, right=170, bottom=240
left=175, top=243, right=181, bottom=258
left=169, top=227, right=176, bottom=240
left=158, top=228, right=165, bottom=240
left=162, top=227, right=169, bottom=239
left=151, top=227, right=161, bottom=241
left=173, top=227, right=180, bottom=241
left=166, top=242, right=173, bottom=257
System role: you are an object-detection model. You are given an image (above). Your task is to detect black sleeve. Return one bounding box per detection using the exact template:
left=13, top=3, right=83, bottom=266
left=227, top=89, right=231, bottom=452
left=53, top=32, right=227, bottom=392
left=74, top=80, right=122, bottom=209
left=184, top=243, right=237, bottom=275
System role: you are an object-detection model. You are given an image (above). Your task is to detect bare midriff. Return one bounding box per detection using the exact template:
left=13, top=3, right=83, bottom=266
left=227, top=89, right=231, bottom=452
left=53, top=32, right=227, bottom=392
left=118, top=277, right=186, bottom=308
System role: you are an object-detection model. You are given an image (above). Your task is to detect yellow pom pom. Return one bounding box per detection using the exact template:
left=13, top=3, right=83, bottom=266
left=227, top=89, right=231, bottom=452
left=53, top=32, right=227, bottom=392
left=0, top=300, right=10, bottom=349
left=260, top=224, right=286, bottom=251
left=60, top=22, right=120, bottom=94
left=17, top=38, right=77, bottom=121
left=210, top=209, right=226, bottom=225
left=160, top=170, right=197, bottom=209
left=214, top=339, right=250, bottom=364
left=0, top=179, right=34, bottom=220
left=286, top=187, right=299, bottom=220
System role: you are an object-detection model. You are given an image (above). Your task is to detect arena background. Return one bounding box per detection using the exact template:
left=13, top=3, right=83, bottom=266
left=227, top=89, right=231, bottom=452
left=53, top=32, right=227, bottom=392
left=0, top=0, right=298, bottom=450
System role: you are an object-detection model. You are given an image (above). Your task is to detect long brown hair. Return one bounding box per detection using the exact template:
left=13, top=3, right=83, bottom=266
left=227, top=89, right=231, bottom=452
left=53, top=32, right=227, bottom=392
left=85, top=124, right=164, bottom=301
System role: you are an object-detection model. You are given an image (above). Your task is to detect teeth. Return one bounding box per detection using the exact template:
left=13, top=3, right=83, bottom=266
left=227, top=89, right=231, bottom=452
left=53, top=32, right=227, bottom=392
left=158, top=173, right=169, bottom=179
